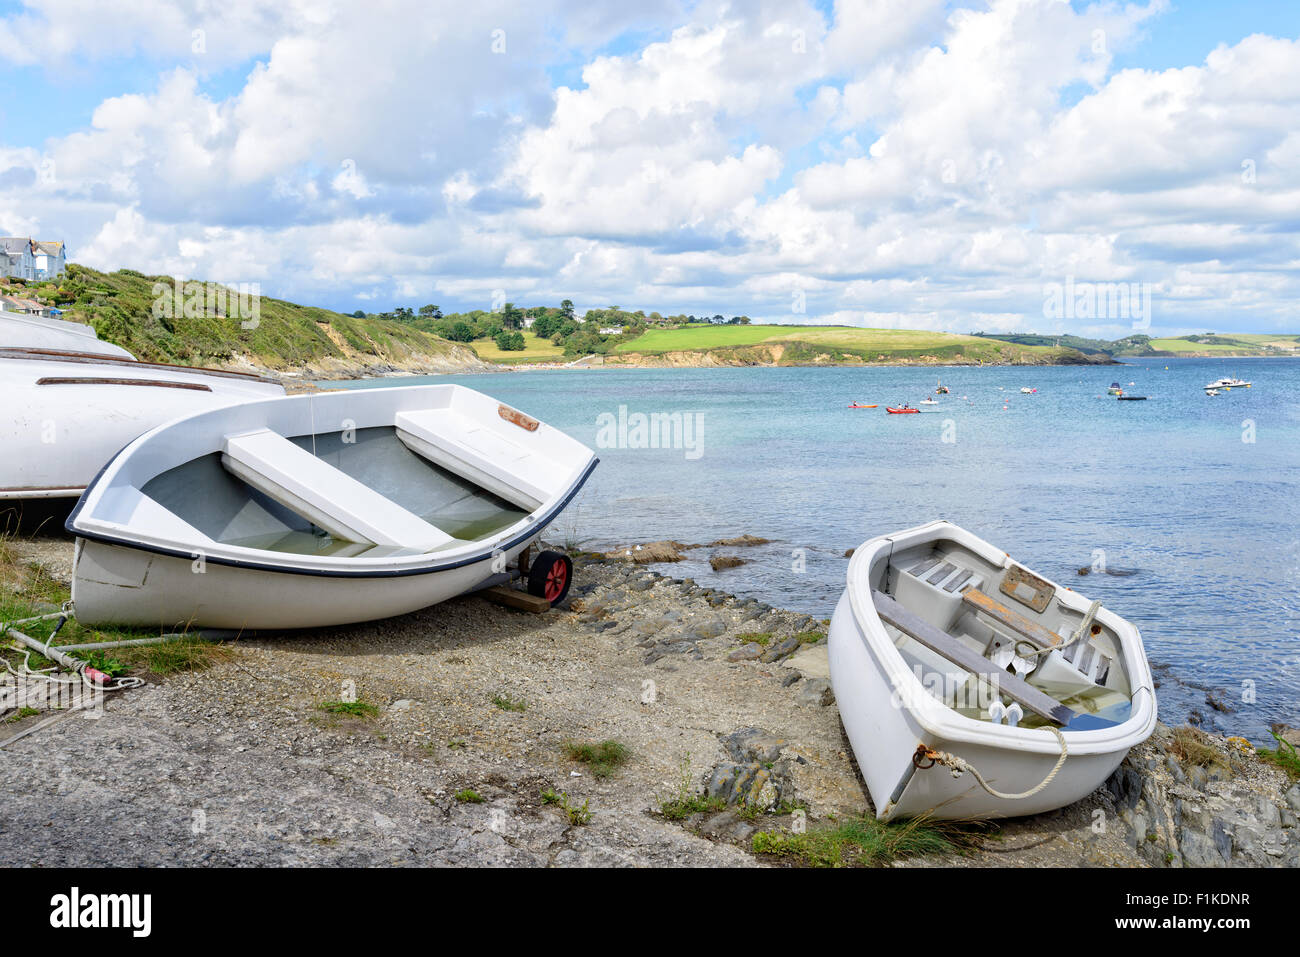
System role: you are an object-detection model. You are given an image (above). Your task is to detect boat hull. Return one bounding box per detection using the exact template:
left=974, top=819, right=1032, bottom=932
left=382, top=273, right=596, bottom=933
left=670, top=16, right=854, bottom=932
left=829, top=520, right=1156, bottom=821
left=0, top=353, right=283, bottom=500
left=829, top=593, right=1130, bottom=820
left=71, top=534, right=537, bottom=630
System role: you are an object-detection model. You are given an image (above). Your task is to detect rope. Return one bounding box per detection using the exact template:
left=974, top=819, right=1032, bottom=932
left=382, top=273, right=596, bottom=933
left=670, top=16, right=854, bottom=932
left=924, top=726, right=1069, bottom=800
left=1012, top=598, right=1102, bottom=663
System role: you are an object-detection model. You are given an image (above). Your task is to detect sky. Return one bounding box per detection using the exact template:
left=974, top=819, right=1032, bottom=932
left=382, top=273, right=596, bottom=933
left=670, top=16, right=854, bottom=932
left=1, top=0, right=1298, bottom=338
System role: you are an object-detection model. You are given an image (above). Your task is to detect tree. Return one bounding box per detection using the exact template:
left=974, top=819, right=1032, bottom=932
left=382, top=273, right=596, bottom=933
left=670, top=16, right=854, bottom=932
left=501, top=302, right=523, bottom=330
left=446, top=321, right=475, bottom=342
left=495, top=330, right=525, bottom=351
left=560, top=299, right=575, bottom=320
left=532, top=313, right=559, bottom=338
left=419, top=304, right=442, bottom=319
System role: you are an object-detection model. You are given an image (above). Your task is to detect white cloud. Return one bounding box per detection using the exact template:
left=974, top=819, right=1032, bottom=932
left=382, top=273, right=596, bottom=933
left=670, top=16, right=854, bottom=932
left=2, top=0, right=1299, bottom=334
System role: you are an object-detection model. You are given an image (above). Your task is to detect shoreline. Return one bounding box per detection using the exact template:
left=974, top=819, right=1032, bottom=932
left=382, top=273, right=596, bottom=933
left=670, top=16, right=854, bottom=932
left=3, top=535, right=1296, bottom=867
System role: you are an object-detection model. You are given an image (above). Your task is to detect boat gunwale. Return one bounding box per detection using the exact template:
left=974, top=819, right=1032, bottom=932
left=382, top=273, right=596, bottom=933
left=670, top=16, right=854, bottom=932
left=66, top=385, right=598, bottom=578
left=843, top=519, right=1157, bottom=755
left=68, top=456, right=598, bottom=579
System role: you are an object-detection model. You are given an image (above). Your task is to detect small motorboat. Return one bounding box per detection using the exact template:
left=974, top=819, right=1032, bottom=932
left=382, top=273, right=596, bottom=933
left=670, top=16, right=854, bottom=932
left=1205, top=376, right=1250, bottom=390
left=1, top=309, right=136, bottom=359
left=68, top=384, right=598, bottom=629
left=886, top=405, right=919, bottom=414
left=1, top=349, right=285, bottom=501
left=1020, top=387, right=1037, bottom=394
left=1107, top=382, right=1123, bottom=395
left=828, top=520, right=1156, bottom=820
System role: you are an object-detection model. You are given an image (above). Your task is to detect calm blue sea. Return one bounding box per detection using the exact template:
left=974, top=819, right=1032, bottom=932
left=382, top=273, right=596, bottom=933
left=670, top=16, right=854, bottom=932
left=329, top=358, right=1300, bottom=742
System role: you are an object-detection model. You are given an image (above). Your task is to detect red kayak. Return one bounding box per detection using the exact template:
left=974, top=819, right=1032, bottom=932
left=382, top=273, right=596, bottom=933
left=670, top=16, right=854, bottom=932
left=886, top=406, right=919, bottom=414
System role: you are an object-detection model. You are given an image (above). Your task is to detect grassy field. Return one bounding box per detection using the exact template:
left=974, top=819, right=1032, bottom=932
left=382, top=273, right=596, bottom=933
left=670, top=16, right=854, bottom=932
left=1144, top=334, right=1300, bottom=355
left=471, top=331, right=567, bottom=363
left=5, top=266, right=465, bottom=370
left=613, top=324, right=1075, bottom=363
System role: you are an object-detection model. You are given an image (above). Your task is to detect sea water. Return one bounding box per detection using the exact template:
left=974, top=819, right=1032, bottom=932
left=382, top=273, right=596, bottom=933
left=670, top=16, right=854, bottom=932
left=328, top=357, right=1300, bottom=741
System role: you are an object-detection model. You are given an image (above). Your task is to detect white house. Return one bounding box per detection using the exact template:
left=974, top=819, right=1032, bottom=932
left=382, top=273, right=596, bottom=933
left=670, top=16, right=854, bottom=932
left=598, top=326, right=624, bottom=335
left=0, top=238, right=67, bottom=280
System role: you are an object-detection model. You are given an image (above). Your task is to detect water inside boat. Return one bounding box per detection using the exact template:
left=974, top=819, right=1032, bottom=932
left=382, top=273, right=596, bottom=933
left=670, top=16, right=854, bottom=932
left=141, top=426, right=529, bottom=557
left=875, top=538, right=1135, bottom=728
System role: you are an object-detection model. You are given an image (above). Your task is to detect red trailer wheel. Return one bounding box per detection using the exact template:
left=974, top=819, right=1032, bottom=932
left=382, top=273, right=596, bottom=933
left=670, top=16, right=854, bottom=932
left=527, top=551, right=573, bottom=606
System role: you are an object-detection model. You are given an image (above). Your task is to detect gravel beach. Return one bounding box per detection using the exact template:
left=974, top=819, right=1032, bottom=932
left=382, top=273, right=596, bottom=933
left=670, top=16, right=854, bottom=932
left=2, top=537, right=1296, bottom=868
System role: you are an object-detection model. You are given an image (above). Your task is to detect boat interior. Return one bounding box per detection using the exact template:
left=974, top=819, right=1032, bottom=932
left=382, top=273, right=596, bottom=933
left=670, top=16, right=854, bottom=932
left=138, top=424, right=546, bottom=559
left=873, top=537, right=1135, bottom=729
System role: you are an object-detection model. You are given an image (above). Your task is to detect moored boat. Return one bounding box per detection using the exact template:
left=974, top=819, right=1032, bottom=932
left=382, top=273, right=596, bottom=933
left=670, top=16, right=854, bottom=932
left=828, top=520, right=1156, bottom=820
left=67, top=384, right=598, bottom=630
left=1204, top=376, right=1250, bottom=390
left=0, top=349, right=285, bottom=501
left=1107, top=382, right=1123, bottom=395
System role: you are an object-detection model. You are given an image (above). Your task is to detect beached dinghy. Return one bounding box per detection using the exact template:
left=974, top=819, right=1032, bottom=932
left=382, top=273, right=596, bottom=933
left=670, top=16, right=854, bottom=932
left=828, top=520, right=1155, bottom=820
left=68, top=385, right=598, bottom=630
left=0, top=349, right=285, bottom=501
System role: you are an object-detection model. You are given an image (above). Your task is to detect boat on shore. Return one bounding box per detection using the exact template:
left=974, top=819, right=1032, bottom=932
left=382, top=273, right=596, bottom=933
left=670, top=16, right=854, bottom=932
left=1, top=349, right=285, bottom=501
left=67, top=384, right=598, bottom=630
left=1, top=309, right=135, bottom=359
left=828, top=520, right=1156, bottom=820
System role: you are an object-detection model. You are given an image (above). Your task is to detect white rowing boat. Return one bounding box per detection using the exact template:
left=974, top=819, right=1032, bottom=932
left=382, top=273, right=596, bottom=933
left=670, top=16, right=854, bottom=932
left=68, top=385, right=598, bottom=630
left=0, top=309, right=136, bottom=359
left=828, top=520, right=1156, bottom=820
left=0, top=349, right=285, bottom=500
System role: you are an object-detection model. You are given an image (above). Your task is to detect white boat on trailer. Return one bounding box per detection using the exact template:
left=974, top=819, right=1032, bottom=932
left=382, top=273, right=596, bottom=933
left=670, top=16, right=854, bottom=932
left=829, top=520, right=1156, bottom=820
left=1, top=348, right=285, bottom=501
left=67, top=385, right=598, bottom=630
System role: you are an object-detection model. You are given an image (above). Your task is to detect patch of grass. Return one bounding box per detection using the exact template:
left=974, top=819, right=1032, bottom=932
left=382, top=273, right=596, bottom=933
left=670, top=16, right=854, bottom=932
left=1259, top=731, right=1300, bottom=781
left=736, top=632, right=772, bottom=646
left=80, top=651, right=127, bottom=678
left=541, top=788, right=591, bottom=825
left=4, top=706, right=41, bottom=723
left=316, top=700, right=380, bottom=719
left=455, top=789, right=485, bottom=804
left=656, top=752, right=725, bottom=820
left=563, top=739, right=631, bottom=779
left=751, top=814, right=961, bottom=867
left=793, top=631, right=824, bottom=645
left=447, top=738, right=467, bottom=749
left=112, top=637, right=235, bottom=676
left=1169, top=725, right=1224, bottom=769
left=491, top=693, right=527, bottom=712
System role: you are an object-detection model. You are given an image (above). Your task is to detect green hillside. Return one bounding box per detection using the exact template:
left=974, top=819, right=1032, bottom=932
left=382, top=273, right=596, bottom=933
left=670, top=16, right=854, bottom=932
left=4, top=265, right=475, bottom=372
left=611, top=324, right=1101, bottom=365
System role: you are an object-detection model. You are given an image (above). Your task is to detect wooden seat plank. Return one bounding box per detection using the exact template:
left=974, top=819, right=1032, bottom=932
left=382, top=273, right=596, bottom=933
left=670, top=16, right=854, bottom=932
left=962, top=587, right=1062, bottom=650
left=871, top=590, right=1078, bottom=726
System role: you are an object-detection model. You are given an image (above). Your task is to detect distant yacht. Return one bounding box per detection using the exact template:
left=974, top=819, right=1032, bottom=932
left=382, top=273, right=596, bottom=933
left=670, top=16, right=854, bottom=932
left=1204, top=375, right=1250, bottom=390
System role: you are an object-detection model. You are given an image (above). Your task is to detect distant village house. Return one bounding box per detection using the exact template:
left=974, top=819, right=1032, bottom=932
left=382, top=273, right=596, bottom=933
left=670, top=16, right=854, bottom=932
left=0, top=237, right=68, bottom=280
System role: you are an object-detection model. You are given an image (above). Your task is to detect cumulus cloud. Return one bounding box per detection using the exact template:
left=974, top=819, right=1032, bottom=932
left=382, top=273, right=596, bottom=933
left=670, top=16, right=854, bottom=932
left=2, top=0, right=1298, bottom=334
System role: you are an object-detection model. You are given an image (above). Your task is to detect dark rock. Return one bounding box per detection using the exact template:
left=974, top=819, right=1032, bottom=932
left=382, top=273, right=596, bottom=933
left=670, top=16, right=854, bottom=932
left=796, top=678, right=834, bottom=707
left=721, top=728, right=788, bottom=765
left=709, top=555, right=747, bottom=571
left=781, top=673, right=802, bottom=688
left=691, top=618, right=727, bottom=640
left=699, top=809, right=756, bottom=843
left=726, top=643, right=764, bottom=662
left=761, top=636, right=802, bottom=663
